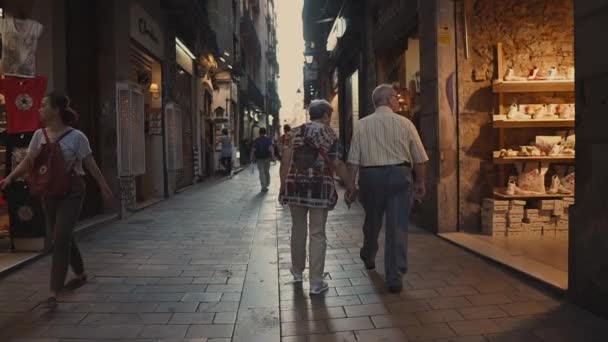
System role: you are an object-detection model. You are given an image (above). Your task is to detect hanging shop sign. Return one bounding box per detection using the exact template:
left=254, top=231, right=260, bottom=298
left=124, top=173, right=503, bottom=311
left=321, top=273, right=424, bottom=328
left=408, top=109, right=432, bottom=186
left=176, top=37, right=195, bottom=75
left=131, top=3, right=165, bottom=59
left=326, top=17, right=348, bottom=52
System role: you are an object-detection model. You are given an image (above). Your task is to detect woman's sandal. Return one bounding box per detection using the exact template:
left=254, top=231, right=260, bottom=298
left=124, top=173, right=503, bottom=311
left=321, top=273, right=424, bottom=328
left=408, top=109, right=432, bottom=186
left=64, top=275, right=88, bottom=291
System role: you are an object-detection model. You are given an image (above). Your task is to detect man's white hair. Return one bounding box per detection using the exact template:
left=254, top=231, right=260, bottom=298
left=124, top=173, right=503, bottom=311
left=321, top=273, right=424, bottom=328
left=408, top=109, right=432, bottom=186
left=308, top=99, right=333, bottom=119
left=372, top=84, right=395, bottom=108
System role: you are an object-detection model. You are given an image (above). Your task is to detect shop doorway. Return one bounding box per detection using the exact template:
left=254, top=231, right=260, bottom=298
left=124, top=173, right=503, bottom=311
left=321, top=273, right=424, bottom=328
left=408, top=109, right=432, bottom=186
left=175, top=67, right=194, bottom=189
left=130, top=43, right=165, bottom=205
left=439, top=0, right=575, bottom=291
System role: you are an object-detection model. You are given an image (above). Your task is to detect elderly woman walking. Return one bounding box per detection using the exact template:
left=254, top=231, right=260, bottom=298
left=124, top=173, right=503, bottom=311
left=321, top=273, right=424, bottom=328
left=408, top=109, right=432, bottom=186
left=279, top=99, right=357, bottom=295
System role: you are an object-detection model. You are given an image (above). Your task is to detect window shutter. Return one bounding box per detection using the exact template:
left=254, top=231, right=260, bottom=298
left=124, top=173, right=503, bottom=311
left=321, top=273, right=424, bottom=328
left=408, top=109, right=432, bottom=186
left=131, top=90, right=146, bottom=175
left=165, top=102, right=184, bottom=171
left=117, top=83, right=146, bottom=176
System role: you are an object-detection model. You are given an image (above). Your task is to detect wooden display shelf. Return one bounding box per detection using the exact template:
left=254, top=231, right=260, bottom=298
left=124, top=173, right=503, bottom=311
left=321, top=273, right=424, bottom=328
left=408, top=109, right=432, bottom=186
left=493, top=119, right=575, bottom=128
left=492, top=80, right=574, bottom=93
left=493, top=188, right=574, bottom=199
left=493, top=152, right=575, bottom=164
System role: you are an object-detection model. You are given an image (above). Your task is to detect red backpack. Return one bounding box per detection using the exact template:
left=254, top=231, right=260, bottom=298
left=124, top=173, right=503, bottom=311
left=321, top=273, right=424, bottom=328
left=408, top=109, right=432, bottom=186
left=27, top=129, right=74, bottom=196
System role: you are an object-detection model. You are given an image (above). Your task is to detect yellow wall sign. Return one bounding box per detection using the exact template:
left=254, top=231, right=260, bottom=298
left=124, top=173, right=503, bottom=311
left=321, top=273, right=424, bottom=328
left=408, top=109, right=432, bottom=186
left=438, top=26, right=451, bottom=45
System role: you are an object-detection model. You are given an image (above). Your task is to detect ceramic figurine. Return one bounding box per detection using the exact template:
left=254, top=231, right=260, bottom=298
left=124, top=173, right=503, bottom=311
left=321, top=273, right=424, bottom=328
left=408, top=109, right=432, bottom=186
left=504, top=67, right=526, bottom=81
left=567, top=66, right=575, bottom=80
left=528, top=67, right=548, bottom=80
left=507, top=103, right=531, bottom=120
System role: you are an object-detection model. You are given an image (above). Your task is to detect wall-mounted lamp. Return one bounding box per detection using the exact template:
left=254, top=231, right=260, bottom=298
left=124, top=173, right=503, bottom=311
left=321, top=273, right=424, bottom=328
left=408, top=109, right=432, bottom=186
left=149, top=83, right=160, bottom=99
left=304, top=46, right=314, bottom=65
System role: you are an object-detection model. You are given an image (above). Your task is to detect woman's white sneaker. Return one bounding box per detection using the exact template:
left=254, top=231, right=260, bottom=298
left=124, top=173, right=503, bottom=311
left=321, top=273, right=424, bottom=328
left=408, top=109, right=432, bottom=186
left=290, top=268, right=303, bottom=283
left=309, top=281, right=329, bottom=295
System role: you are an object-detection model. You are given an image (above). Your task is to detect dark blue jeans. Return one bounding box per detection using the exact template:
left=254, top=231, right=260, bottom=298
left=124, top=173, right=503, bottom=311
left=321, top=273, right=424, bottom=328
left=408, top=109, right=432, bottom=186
left=359, top=165, right=414, bottom=285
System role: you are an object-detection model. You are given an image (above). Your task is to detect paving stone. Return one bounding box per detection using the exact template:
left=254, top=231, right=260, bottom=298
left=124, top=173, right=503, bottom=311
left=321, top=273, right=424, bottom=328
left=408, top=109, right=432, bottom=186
left=344, top=303, right=388, bottom=317
left=168, top=313, right=215, bottom=324
left=181, top=293, right=223, bottom=303
left=281, top=320, right=329, bottom=336
left=448, top=319, right=505, bottom=336
left=81, top=313, right=172, bottom=325
left=41, top=325, right=142, bottom=339
left=436, top=286, right=479, bottom=297
left=213, top=312, right=237, bottom=324
left=428, top=297, right=473, bottom=310
left=1, top=168, right=606, bottom=342
left=155, top=302, right=200, bottom=313
left=404, top=323, right=456, bottom=340
left=499, top=302, right=549, bottom=316
left=466, top=294, right=513, bottom=306
left=415, top=309, right=464, bottom=324
left=325, top=316, right=374, bottom=332
left=370, top=313, right=420, bottom=328
left=458, top=305, right=509, bottom=320
left=139, top=325, right=189, bottom=338
left=355, top=328, right=408, bottom=341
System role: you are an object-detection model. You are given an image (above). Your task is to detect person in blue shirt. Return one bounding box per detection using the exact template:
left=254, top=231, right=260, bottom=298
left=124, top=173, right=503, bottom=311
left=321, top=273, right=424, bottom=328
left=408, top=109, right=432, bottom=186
left=250, top=127, right=276, bottom=192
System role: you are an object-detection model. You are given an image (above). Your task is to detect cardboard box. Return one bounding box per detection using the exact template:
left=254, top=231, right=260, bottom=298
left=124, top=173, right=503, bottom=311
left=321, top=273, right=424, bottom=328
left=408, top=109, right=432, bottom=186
left=530, top=200, right=555, bottom=210
left=483, top=199, right=509, bottom=211
left=525, top=209, right=539, bottom=219
left=523, top=229, right=543, bottom=237
left=508, top=213, right=524, bottom=222
left=509, top=207, right=525, bottom=215
left=510, top=200, right=527, bottom=207
left=553, top=200, right=564, bottom=216
left=482, top=212, right=507, bottom=223
left=509, top=222, right=523, bottom=229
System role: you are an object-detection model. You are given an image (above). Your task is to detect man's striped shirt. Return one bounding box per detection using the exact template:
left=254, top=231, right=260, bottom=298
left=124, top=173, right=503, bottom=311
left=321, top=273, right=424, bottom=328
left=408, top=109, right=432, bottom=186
left=348, top=106, right=428, bottom=167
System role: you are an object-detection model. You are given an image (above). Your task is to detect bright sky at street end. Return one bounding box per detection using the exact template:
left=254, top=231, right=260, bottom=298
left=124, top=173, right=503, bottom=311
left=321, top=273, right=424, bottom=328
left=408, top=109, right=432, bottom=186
left=276, top=0, right=307, bottom=130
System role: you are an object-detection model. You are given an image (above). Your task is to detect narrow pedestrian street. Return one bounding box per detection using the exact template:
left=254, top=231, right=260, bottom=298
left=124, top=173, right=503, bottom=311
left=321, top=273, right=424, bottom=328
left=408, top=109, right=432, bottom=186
left=0, top=166, right=606, bottom=342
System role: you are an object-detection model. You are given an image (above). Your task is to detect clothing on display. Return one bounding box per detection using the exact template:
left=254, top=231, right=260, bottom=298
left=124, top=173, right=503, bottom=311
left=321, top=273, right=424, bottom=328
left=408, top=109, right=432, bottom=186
left=0, top=16, right=44, bottom=78
left=2, top=132, right=35, bottom=177
left=0, top=76, right=47, bottom=133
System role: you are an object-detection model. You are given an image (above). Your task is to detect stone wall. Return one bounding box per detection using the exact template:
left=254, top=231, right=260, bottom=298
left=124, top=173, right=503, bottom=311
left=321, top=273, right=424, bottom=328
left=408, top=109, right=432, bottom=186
left=456, top=0, right=574, bottom=230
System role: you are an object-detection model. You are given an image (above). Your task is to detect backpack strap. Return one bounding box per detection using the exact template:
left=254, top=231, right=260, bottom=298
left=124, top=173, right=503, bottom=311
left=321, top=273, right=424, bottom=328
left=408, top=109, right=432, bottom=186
left=41, top=128, right=74, bottom=144
left=56, top=129, right=74, bottom=143
left=42, top=128, right=50, bottom=144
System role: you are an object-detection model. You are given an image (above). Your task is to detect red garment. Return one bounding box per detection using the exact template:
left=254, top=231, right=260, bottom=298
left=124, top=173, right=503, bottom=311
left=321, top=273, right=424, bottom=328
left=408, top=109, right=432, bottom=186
left=0, top=76, right=47, bottom=133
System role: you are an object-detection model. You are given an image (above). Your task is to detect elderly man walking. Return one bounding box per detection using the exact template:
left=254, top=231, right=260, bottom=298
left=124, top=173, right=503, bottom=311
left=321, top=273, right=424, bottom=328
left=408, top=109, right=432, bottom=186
left=280, top=99, right=357, bottom=295
left=348, top=84, right=429, bottom=293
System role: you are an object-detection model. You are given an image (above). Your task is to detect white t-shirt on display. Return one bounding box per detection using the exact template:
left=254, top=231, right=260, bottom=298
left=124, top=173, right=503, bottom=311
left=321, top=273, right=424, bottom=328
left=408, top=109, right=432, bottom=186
left=28, top=129, right=93, bottom=175
left=0, top=15, right=44, bottom=78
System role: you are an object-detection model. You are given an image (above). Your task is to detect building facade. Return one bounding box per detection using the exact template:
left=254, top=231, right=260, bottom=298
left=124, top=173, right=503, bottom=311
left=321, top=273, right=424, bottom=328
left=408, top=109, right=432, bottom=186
left=0, top=0, right=223, bottom=258
left=303, top=0, right=608, bottom=318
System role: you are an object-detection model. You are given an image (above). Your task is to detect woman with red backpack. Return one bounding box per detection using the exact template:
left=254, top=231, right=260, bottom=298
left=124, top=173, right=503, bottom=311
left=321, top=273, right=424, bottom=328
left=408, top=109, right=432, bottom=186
left=0, top=93, right=113, bottom=306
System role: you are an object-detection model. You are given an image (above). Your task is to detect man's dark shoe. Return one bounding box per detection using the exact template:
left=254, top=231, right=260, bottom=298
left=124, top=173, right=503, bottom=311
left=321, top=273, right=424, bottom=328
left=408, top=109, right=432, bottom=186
left=387, top=284, right=403, bottom=294
left=359, top=250, right=375, bottom=270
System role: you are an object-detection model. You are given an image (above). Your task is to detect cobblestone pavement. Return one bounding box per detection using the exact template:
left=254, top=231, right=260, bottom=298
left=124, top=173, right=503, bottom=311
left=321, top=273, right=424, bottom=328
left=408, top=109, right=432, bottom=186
left=0, top=166, right=607, bottom=342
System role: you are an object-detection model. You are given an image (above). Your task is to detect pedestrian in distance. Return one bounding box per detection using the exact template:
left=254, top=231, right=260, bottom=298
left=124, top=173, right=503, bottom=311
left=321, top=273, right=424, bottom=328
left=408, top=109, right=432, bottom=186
left=279, top=99, right=357, bottom=295
left=250, top=127, right=276, bottom=192
left=0, top=93, right=114, bottom=306
left=218, top=128, right=233, bottom=178
left=347, top=84, right=428, bottom=293
left=277, top=124, right=291, bottom=160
